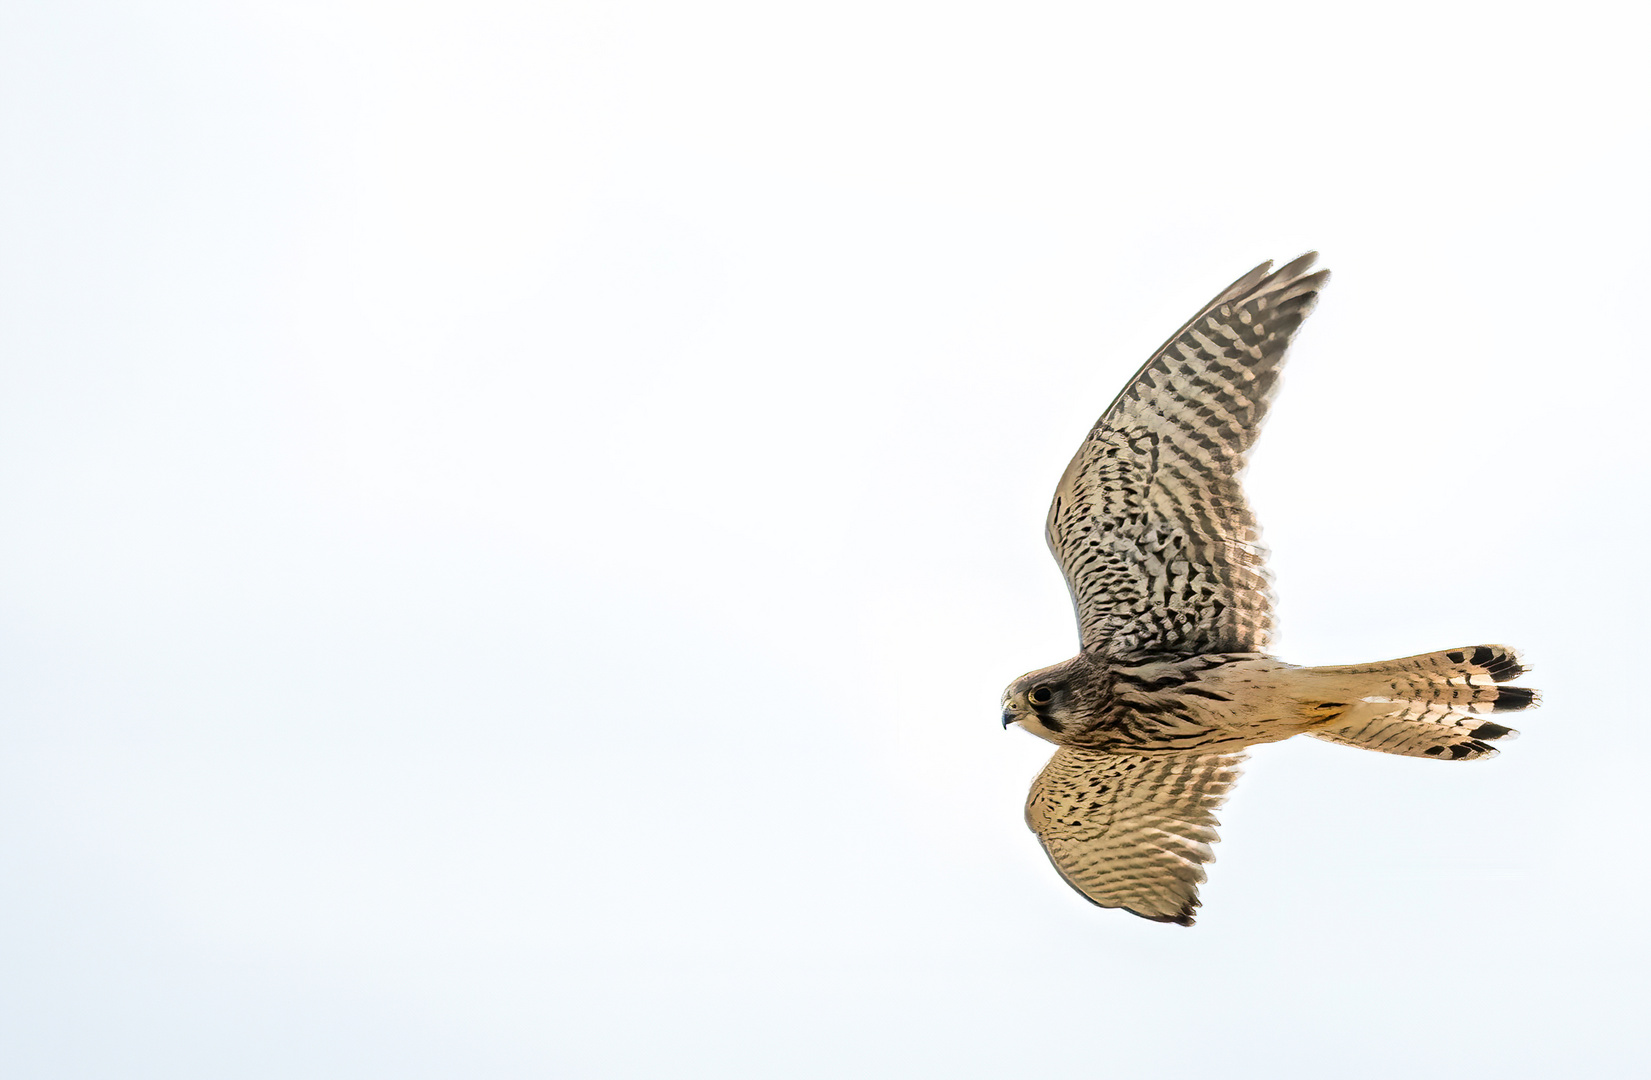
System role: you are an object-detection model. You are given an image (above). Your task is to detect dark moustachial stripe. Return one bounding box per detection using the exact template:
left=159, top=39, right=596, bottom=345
left=1038, top=712, right=1066, bottom=733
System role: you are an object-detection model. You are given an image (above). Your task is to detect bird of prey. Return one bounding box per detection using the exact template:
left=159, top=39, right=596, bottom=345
left=1001, top=254, right=1538, bottom=926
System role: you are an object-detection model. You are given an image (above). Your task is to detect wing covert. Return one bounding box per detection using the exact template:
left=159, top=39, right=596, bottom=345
left=1047, top=254, right=1328, bottom=658
left=1025, top=747, right=1246, bottom=925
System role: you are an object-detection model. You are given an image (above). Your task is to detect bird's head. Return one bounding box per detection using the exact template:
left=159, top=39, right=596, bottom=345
left=1001, top=656, right=1091, bottom=744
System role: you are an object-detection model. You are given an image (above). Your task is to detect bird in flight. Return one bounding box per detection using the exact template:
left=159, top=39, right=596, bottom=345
left=1001, top=254, right=1538, bottom=925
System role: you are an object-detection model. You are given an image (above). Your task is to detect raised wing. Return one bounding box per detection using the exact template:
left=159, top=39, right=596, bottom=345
left=1047, top=254, right=1328, bottom=658
left=1025, top=747, right=1245, bottom=925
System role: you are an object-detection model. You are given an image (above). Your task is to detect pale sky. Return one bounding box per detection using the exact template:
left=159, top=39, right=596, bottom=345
left=3, top=1, right=1649, bottom=1076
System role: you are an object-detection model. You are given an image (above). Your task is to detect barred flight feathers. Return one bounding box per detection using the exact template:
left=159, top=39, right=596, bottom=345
left=1307, top=645, right=1540, bottom=760
left=1046, top=254, right=1328, bottom=660
left=1025, top=747, right=1246, bottom=925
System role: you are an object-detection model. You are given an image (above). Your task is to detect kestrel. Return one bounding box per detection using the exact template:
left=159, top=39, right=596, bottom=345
left=1001, top=254, right=1538, bottom=925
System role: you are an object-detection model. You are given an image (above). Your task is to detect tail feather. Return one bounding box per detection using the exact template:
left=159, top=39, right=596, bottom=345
left=1305, top=645, right=1539, bottom=761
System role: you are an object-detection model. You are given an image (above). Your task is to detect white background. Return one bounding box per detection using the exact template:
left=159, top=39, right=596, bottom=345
left=3, top=1, right=1648, bottom=1076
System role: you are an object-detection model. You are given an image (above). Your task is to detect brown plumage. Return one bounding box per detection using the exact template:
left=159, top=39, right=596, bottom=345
left=1001, top=255, right=1539, bottom=926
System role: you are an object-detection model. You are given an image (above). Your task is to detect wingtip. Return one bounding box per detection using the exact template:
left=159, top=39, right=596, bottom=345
left=1267, top=250, right=1328, bottom=289
left=1124, top=902, right=1200, bottom=927
left=1220, top=260, right=1275, bottom=302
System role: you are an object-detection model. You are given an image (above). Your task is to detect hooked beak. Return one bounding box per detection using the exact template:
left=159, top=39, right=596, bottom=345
left=1002, top=709, right=1016, bottom=729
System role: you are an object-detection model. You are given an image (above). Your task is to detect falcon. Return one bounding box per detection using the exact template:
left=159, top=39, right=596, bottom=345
left=1001, top=254, right=1538, bottom=925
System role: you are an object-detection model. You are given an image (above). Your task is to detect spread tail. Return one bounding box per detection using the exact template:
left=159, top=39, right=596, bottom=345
left=1303, top=645, right=1539, bottom=761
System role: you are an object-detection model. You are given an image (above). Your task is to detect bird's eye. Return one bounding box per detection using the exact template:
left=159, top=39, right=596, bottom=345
left=1029, top=686, right=1054, bottom=705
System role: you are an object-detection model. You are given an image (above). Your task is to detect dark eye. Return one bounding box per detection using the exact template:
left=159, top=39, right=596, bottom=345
left=1029, top=686, right=1054, bottom=705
